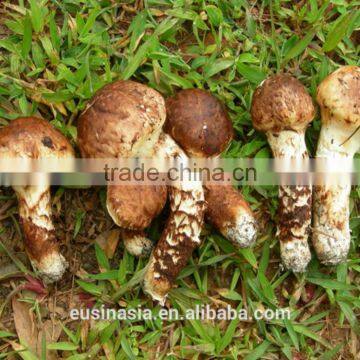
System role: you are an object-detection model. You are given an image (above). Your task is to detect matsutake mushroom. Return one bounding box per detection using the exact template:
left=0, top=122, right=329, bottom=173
left=0, top=117, right=74, bottom=282
left=165, top=88, right=258, bottom=248
left=313, top=66, right=360, bottom=265
left=251, top=74, right=315, bottom=272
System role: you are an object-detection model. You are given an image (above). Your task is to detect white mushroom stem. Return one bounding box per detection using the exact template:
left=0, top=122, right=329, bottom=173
left=267, top=130, right=312, bottom=272
left=13, top=184, right=68, bottom=283
left=143, top=133, right=205, bottom=304
left=313, top=123, right=360, bottom=264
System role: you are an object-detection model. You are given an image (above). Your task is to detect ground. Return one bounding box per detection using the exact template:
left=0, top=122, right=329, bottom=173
left=0, top=0, right=359, bottom=359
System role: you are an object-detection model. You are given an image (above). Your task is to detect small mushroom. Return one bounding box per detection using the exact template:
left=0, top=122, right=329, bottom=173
left=77, top=80, right=205, bottom=304
left=0, top=117, right=74, bottom=282
left=165, top=88, right=258, bottom=248
left=106, top=185, right=167, bottom=257
left=251, top=74, right=315, bottom=272
left=313, top=66, right=360, bottom=264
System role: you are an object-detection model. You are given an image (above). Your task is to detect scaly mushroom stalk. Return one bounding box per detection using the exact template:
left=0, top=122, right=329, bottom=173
left=13, top=185, right=66, bottom=282
left=313, top=66, right=360, bottom=264
left=77, top=80, right=206, bottom=303
left=251, top=75, right=315, bottom=272
left=0, top=117, right=74, bottom=282
left=143, top=133, right=205, bottom=304
left=165, top=88, right=257, bottom=248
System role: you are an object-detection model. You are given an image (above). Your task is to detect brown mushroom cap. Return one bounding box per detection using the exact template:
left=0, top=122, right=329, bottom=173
left=165, top=89, right=234, bottom=157
left=251, top=74, right=315, bottom=133
left=317, top=66, right=360, bottom=129
left=77, top=80, right=166, bottom=158
left=0, top=117, right=74, bottom=158
left=107, top=185, right=167, bottom=230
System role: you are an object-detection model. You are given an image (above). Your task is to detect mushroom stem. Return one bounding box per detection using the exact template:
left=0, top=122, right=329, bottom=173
left=143, top=134, right=205, bottom=304
left=13, top=185, right=68, bottom=283
left=313, top=183, right=351, bottom=264
left=316, top=123, right=360, bottom=157
left=313, top=123, right=359, bottom=264
left=266, top=130, right=312, bottom=272
left=267, top=131, right=308, bottom=158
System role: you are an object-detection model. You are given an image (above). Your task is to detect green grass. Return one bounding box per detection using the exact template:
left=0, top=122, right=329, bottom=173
left=0, top=0, right=359, bottom=359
